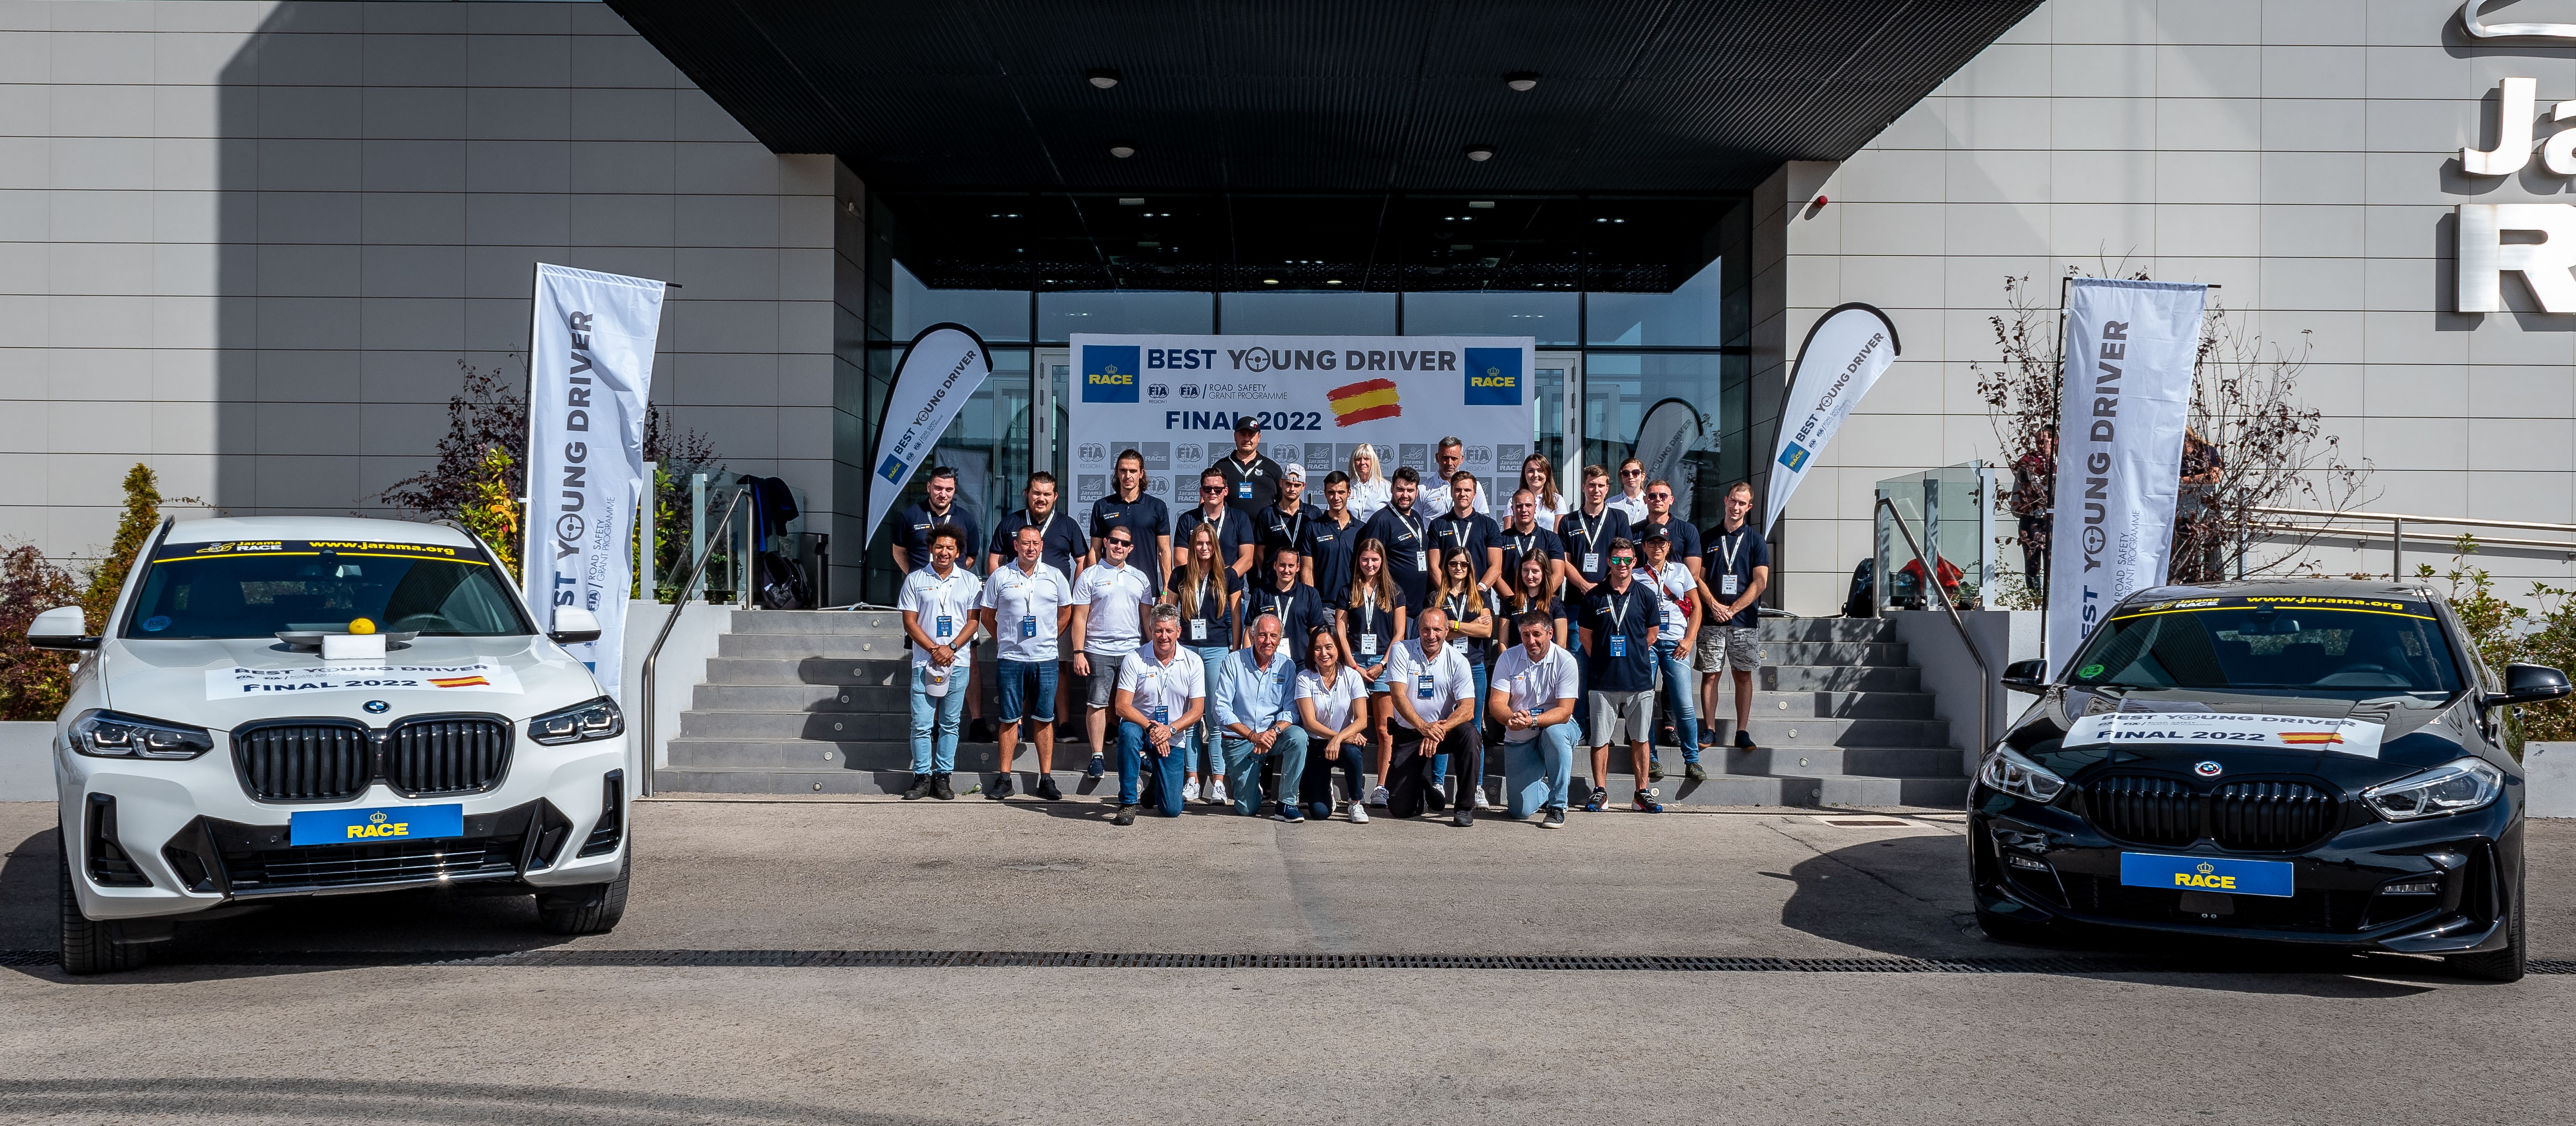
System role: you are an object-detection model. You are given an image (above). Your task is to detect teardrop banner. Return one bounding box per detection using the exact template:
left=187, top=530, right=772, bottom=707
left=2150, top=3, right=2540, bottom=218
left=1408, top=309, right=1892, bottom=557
left=864, top=323, right=994, bottom=547
left=1763, top=303, right=1901, bottom=536
left=1631, top=397, right=1707, bottom=522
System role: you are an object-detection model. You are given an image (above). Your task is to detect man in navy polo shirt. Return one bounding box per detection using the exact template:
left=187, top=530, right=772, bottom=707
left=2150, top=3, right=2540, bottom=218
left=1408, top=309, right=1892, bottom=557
left=1090, top=448, right=1173, bottom=594
left=1632, top=477, right=1703, bottom=589
left=1427, top=470, right=1501, bottom=594
left=1359, top=466, right=1432, bottom=612
left=1300, top=470, right=1362, bottom=603
left=1212, top=415, right=1285, bottom=518
left=893, top=466, right=982, bottom=576
left=1175, top=467, right=1259, bottom=580
left=1493, top=486, right=1566, bottom=591
left=1578, top=538, right=1663, bottom=815
left=1697, top=480, right=1771, bottom=753
left=986, top=471, right=1089, bottom=580
left=1257, top=463, right=1316, bottom=576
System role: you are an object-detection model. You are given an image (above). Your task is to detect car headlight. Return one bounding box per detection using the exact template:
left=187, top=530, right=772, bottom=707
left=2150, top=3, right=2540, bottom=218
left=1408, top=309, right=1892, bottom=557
left=2361, top=758, right=2503, bottom=822
left=1978, top=745, right=2066, bottom=803
left=69, top=710, right=215, bottom=760
left=529, top=696, right=624, bottom=746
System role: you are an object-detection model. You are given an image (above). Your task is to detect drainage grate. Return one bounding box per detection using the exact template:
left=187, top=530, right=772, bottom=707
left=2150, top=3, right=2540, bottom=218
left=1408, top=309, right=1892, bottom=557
left=7, top=948, right=2569, bottom=974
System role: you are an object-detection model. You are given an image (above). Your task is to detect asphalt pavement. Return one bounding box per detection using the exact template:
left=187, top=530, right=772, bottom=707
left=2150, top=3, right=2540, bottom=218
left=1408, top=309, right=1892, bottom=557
left=4, top=796, right=2575, bottom=1125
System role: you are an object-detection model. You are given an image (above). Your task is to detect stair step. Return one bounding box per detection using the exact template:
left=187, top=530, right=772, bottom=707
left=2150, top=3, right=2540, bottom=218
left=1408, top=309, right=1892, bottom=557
left=1709, top=746, right=1962, bottom=777
left=679, top=709, right=923, bottom=739
left=720, top=633, right=922, bottom=658
left=649, top=766, right=1961, bottom=808
left=1739, top=691, right=1935, bottom=720
left=724, top=609, right=908, bottom=636
left=667, top=738, right=1019, bottom=773
left=691, top=683, right=911, bottom=712
left=1750, top=641, right=1906, bottom=665
left=1731, top=717, right=1952, bottom=748
left=1756, top=618, right=1897, bottom=642
left=1761, top=665, right=1921, bottom=692
left=700, top=656, right=912, bottom=685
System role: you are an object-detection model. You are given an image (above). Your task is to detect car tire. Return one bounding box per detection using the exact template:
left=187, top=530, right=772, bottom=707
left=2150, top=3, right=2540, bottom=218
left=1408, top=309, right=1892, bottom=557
left=58, top=829, right=144, bottom=976
left=2445, top=877, right=2525, bottom=983
left=1975, top=905, right=2057, bottom=947
left=535, top=853, right=630, bottom=936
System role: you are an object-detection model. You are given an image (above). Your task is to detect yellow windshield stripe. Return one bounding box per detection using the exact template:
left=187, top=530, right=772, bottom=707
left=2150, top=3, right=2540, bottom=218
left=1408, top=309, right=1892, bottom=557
left=2108, top=605, right=2435, bottom=623
left=153, top=551, right=484, bottom=565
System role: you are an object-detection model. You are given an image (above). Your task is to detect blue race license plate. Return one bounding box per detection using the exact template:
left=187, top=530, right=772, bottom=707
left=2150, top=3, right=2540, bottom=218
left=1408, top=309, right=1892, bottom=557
left=289, top=803, right=464, bottom=846
left=2119, top=851, right=2294, bottom=898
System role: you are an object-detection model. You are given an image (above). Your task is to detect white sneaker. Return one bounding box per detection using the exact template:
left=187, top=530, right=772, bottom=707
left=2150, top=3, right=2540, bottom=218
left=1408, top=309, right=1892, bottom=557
left=1181, top=777, right=1201, bottom=803
left=1209, top=777, right=1229, bottom=805
left=1349, top=800, right=1370, bottom=824
left=1470, top=787, right=1489, bottom=810
left=1368, top=784, right=1390, bottom=807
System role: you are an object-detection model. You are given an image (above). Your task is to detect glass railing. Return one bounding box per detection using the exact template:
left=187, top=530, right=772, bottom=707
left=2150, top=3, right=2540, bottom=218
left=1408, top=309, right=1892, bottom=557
left=1874, top=462, right=1998, bottom=611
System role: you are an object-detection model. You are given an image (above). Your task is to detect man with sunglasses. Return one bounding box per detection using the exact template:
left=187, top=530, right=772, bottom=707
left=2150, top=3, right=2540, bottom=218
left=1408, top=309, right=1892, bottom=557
left=1257, top=463, right=1315, bottom=576
left=1605, top=457, right=1651, bottom=525
left=1175, top=467, right=1259, bottom=581
left=1577, top=538, right=1663, bottom=814
left=1633, top=478, right=1703, bottom=779
left=1068, top=526, right=1157, bottom=783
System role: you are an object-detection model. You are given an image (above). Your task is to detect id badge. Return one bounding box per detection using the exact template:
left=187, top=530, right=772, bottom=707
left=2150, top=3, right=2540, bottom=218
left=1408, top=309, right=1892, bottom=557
left=1360, top=634, right=1379, bottom=656
left=1237, top=480, right=1253, bottom=499
left=935, top=615, right=953, bottom=638
left=1416, top=674, right=1435, bottom=699
left=1414, top=550, right=1428, bottom=571
left=1584, top=552, right=1600, bottom=573
left=1721, top=574, right=1740, bottom=596
left=1189, top=619, right=1208, bottom=642
left=1020, top=615, right=1037, bottom=639
left=1608, top=634, right=1627, bottom=658
left=1153, top=704, right=1170, bottom=724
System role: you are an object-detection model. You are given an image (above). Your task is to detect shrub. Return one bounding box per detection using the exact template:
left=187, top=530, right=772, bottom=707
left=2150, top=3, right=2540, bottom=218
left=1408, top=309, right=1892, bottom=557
left=0, top=544, right=83, bottom=721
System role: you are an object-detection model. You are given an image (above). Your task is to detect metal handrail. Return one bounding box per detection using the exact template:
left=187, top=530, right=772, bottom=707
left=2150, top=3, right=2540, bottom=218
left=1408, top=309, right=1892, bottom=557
left=638, top=486, right=750, bottom=797
left=2245, top=505, right=2576, bottom=575
left=1875, top=497, right=1991, bottom=757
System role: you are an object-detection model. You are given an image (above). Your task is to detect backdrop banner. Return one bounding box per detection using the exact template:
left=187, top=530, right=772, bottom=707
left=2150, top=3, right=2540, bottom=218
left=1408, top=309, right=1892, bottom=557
left=2044, top=277, right=2208, bottom=677
left=1763, top=303, right=1901, bottom=535
left=522, top=263, right=665, bottom=693
left=1065, top=334, right=1534, bottom=512
left=864, top=323, right=993, bottom=546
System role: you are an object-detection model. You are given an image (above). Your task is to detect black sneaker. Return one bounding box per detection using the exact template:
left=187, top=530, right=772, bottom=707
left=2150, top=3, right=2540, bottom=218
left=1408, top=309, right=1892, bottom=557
left=1543, top=808, right=1567, bottom=828
left=1735, top=730, right=1756, bottom=750
left=932, top=774, right=957, bottom=801
left=1113, top=804, right=1138, bottom=826
left=1633, top=788, right=1665, bottom=813
left=1585, top=787, right=1607, bottom=812
left=1423, top=786, right=1448, bottom=814
left=902, top=774, right=931, bottom=801
left=1036, top=776, right=1064, bottom=801
left=1647, top=757, right=1666, bottom=781
left=988, top=773, right=1015, bottom=800
left=1085, top=753, right=1106, bottom=779
left=1453, top=806, right=1474, bottom=828
left=1686, top=761, right=1708, bottom=782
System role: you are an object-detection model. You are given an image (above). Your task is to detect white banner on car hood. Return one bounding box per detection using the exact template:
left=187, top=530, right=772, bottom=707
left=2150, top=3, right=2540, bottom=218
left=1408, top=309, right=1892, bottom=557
left=206, top=660, right=526, bottom=701
left=2043, top=278, right=2206, bottom=677
left=522, top=263, right=664, bottom=694
left=2061, top=712, right=2384, bottom=760
left=866, top=324, right=993, bottom=546
left=1764, top=304, right=1900, bottom=535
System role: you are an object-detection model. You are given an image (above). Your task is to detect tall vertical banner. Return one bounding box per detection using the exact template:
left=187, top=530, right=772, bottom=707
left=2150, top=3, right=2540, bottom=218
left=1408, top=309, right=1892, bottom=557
left=1763, top=303, right=1901, bottom=535
left=2044, top=278, right=2207, bottom=677
left=523, top=263, right=666, bottom=693
left=864, top=323, right=992, bottom=545
left=1063, top=334, right=1534, bottom=513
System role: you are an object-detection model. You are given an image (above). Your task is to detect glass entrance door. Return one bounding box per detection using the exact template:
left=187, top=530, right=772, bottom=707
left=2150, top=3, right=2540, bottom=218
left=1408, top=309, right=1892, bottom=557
left=1534, top=352, right=1579, bottom=502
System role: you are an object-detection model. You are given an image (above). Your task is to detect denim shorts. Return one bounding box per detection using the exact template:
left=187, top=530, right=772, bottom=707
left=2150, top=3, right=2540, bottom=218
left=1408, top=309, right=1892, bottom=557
left=996, top=658, right=1058, bottom=723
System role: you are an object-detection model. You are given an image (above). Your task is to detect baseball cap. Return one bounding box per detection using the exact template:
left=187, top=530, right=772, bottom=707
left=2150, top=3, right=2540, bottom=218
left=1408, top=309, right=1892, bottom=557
left=1283, top=463, right=1307, bottom=482
left=1234, top=414, right=1262, bottom=433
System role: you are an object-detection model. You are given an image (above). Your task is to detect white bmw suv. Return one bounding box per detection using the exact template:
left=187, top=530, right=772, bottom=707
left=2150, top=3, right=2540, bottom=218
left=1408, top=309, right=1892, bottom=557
left=32, top=515, right=633, bottom=974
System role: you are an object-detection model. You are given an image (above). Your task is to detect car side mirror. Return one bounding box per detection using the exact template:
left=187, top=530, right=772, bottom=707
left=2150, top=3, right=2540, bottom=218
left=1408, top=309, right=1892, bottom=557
left=549, top=607, right=603, bottom=645
left=2001, top=658, right=2048, bottom=694
left=2488, top=663, right=2572, bottom=708
left=26, top=606, right=98, bottom=651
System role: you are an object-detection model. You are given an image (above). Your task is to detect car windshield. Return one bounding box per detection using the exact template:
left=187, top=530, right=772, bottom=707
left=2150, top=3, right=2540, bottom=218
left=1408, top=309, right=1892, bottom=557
left=2064, top=594, right=2463, bottom=694
left=122, top=538, right=532, bottom=639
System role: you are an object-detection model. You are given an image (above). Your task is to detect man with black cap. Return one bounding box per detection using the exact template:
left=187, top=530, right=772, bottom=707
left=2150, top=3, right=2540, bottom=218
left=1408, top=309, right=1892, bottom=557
left=1257, top=463, right=1315, bottom=576
left=1212, top=414, right=1286, bottom=518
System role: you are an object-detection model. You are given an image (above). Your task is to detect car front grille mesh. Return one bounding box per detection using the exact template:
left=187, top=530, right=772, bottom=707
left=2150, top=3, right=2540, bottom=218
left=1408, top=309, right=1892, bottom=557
left=233, top=716, right=512, bottom=802
left=2209, top=781, right=2337, bottom=850
left=234, top=723, right=373, bottom=802
left=2085, top=775, right=2197, bottom=847
left=386, top=718, right=513, bottom=796
left=2083, top=774, right=2339, bottom=852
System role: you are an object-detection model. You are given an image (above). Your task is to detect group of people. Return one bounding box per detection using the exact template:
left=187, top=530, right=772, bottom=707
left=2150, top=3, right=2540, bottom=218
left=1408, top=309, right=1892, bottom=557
left=893, top=413, right=1772, bottom=829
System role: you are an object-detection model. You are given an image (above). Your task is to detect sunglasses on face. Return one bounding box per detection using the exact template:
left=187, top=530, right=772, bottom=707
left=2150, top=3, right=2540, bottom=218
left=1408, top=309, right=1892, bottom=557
left=1609, top=556, right=1633, bottom=566
left=1620, top=469, right=1643, bottom=477
left=1647, top=492, right=1671, bottom=501
left=1107, top=538, right=1133, bottom=547
left=1203, top=484, right=1226, bottom=492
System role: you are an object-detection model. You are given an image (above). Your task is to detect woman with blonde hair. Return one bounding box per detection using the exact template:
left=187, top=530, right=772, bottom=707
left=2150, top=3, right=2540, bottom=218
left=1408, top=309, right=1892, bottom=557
left=1346, top=442, right=1392, bottom=522
left=1519, top=453, right=1569, bottom=520
left=1333, top=537, right=1405, bottom=807
left=1432, top=548, right=1498, bottom=809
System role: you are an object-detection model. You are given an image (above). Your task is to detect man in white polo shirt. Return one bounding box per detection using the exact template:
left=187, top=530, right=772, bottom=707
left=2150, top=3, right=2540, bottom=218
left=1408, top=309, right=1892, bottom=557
left=1113, top=605, right=1206, bottom=825
left=1384, top=605, right=1481, bottom=826
left=897, top=525, right=983, bottom=802
left=979, top=524, right=1074, bottom=802
left=1490, top=609, right=1582, bottom=827
left=1068, top=528, right=1156, bottom=783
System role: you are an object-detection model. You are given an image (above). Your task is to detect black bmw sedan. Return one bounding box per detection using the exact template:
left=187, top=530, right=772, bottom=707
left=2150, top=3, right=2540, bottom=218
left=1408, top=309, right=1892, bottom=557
left=1970, top=580, right=2569, bottom=981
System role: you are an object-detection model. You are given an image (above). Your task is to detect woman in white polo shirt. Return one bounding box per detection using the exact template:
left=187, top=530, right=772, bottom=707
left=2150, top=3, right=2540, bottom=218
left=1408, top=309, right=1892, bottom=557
left=1295, top=630, right=1374, bottom=823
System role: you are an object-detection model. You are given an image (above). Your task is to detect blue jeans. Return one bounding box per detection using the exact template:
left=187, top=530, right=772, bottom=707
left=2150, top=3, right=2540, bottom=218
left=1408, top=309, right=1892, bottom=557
left=1190, top=645, right=1232, bottom=778
left=1502, top=723, right=1577, bottom=818
left=909, top=663, right=967, bottom=774
left=995, top=658, right=1057, bottom=723
left=1221, top=726, right=1309, bottom=815
left=1653, top=639, right=1700, bottom=764
left=1117, top=720, right=1191, bottom=816
left=1431, top=657, right=1490, bottom=794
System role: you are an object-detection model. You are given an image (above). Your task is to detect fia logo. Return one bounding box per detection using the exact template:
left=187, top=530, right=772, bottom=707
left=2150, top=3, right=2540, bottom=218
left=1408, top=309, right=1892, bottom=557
left=1148, top=384, right=1170, bottom=401
left=1079, top=443, right=1106, bottom=463
left=1177, top=443, right=1205, bottom=463
left=1179, top=385, right=1201, bottom=399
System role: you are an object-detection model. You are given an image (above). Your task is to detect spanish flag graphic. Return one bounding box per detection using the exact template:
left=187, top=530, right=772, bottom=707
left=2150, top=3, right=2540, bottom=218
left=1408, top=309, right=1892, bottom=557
left=427, top=675, right=491, bottom=689
left=1326, top=378, right=1401, bottom=426
left=2277, top=731, right=2343, bottom=746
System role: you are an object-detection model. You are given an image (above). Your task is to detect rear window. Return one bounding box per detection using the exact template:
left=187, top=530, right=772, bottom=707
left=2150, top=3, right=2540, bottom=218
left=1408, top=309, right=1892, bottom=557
left=123, top=539, right=532, bottom=640
left=2064, top=594, right=2463, bottom=694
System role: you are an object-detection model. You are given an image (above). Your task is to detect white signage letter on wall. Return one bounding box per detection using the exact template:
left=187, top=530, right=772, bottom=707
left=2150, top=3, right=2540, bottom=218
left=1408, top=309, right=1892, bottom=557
left=2457, top=203, right=2576, bottom=312
left=2464, top=76, right=2536, bottom=175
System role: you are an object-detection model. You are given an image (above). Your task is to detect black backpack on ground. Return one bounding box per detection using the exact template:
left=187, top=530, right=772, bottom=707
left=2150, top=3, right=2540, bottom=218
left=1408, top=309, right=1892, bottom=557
left=1842, top=559, right=1875, bottom=618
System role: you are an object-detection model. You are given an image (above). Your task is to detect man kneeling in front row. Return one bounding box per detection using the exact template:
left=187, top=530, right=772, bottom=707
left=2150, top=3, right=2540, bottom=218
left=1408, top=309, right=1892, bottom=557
left=1112, top=605, right=1207, bottom=826
left=1215, top=611, right=1310, bottom=821
left=1385, top=605, right=1482, bottom=826
left=1491, top=609, right=1581, bottom=828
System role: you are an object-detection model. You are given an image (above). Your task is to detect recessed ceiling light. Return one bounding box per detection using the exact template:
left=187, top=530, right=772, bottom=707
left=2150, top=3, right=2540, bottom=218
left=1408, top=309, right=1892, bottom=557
left=1468, top=200, right=1494, bottom=208
left=1120, top=197, right=1145, bottom=205
left=1088, top=68, right=1121, bottom=89
left=1264, top=278, right=1278, bottom=284
left=1463, top=144, right=1496, bottom=162
left=1504, top=71, right=1539, bottom=92
left=1326, top=279, right=1342, bottom=285
left=1108, top=144, right=1136, bottom=158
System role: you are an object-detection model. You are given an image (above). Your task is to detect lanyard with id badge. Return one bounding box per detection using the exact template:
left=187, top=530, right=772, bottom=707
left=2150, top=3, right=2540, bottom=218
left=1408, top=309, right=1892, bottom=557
left=1716, top=527, right=1749, bottom=597
left=1188, top=577, right=1216, bottom=642
left=1358, top=595, right=1380, bottom=657
left=1397, top=513, right=1426, bottom=571
left=1605, top=593, right=1632, bottom=658
left=1573, top=510, right=1604, bottom=574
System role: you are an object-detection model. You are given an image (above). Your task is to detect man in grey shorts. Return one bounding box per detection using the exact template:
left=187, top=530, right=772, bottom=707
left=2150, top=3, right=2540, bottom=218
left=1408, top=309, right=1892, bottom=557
left=1068, top=527, right=1157, bottom=781
left=1577, top=538, right=1664, bottom=814
left=1695, top=480, right=1771, bottom=751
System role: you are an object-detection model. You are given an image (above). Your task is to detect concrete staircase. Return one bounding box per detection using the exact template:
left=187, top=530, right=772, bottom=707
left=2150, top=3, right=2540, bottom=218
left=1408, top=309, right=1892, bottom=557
left=655, top=611, right=1970, bottom=808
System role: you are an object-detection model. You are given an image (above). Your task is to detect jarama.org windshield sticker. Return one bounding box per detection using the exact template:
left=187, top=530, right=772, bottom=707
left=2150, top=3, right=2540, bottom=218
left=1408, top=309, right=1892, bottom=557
left=204, top=660, right=523, bottom=701
left=2113, top=593, right=2434, bottom=622
left=2061, top=712, right=2384, bottom=759
left=153, top=539, right=481, bottom=564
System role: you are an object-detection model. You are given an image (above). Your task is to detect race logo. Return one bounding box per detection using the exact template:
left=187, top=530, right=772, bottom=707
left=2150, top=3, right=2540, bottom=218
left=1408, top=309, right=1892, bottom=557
left=1269, top=442, right=1297, bottom=463
left=877, top=454, right=909, bottom=484
left=1498, top=443, right=1527, bottom=470
left=1081, top=345, right=1141, bottom=402
left=205, top=661, right=524, bottom=700
left=1077, top=474, right=1106, bottom=503
left=1462, top=347, right=1523, bottom=405
left=1777, top=442, right=1811, bottom=471
left=1327, top=379, right=1401, bottom=425
left=1141, top=442, right=1170, bottom=470
left=1304, top=442, right=1334, bottom=469
left=1398, top=443, right=1429, bottom=472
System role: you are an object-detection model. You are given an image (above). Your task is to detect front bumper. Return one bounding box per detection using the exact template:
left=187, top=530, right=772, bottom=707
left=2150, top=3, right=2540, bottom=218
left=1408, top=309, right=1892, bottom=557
left=58, top=731, right=630, bottom=923
left=1969, top=788, right=2519, bottom=955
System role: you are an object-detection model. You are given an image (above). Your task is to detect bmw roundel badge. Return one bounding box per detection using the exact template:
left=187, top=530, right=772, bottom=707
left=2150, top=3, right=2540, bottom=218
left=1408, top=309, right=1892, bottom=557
left=2194, top=760, right=2223, bottom=778
left=363, top=700, right=390, bottom=714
